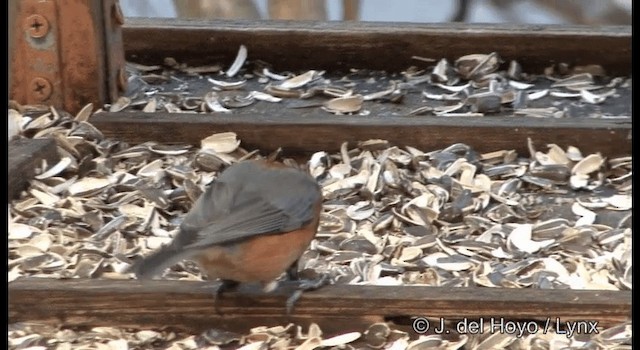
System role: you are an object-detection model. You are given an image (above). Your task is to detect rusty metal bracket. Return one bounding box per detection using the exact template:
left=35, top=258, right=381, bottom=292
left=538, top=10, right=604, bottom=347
left=10, top=0, right=126, bottom=114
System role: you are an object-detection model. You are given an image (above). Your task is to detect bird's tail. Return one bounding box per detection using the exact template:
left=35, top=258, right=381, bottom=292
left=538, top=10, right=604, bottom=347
left=128, top=244, right=193, bottom=279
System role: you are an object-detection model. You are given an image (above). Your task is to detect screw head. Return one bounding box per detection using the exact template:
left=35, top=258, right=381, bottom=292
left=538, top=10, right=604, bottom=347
left=30, top=77, right=53, bottom=101
left=24, top=14, right=50, bottom=38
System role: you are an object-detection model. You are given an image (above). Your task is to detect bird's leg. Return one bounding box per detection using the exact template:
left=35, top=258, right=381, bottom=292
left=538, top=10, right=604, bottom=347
left=285, top=273, right=331, bottom=315
left=285, top=259, right=300, bottom=281
left=216, top=279, right=240, bottom=297
left=212, top=279, right=239, bottom=314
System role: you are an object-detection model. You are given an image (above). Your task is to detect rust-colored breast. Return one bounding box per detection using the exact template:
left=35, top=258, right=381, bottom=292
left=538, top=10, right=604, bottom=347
left=196, top=198, right=322, bottom=283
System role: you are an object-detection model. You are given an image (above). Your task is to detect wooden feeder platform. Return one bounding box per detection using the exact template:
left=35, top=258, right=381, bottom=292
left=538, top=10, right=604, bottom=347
left=9, top=14, right=631, bottom=341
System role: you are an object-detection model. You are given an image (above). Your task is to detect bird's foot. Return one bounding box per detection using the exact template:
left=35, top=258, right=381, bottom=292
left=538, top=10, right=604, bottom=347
left=212, top=279, right=239, bottom=314
left=285, top=259, right=300, bottom=281
left=285, top=274, right=331, bottom=315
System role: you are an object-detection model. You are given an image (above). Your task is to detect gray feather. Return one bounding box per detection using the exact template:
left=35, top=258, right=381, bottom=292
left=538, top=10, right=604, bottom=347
left=129, top=243, right=194, bottom=279
left=183, top=161, right=321, bottom=248
left=131, top=160, right=321, bottom=278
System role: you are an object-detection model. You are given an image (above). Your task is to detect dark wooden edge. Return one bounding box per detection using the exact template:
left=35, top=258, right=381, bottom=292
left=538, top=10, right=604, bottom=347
left=122, top=19, right=631, bottom=75
left=8, top=279, right=631, bottom=333
left=8, top=138, right=59, bottom=200
left=90, top=112, right=631, bottom=158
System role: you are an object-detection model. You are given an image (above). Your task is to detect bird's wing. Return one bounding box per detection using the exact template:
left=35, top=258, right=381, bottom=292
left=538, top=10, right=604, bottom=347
left=183, top=186, right=319, bottom=249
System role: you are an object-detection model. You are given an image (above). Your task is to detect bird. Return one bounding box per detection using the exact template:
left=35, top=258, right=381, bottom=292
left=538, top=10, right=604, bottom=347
left=129, top=159, right=324, bottom=311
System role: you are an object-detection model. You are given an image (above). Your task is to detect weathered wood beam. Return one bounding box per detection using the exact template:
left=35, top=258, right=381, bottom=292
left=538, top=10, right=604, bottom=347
left=90, top=112, right=631, bottom=157
left=8, top=279, right=631, bottom=332
left=122, top=19, right=631, bottom=75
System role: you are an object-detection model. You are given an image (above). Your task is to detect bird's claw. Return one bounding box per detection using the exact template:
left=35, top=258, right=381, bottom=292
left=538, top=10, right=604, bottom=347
left=285, top=274, right=331, bottom=315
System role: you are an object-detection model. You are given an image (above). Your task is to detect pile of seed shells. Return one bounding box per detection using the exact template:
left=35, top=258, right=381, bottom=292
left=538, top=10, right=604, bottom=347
left=8, top=102, right=631, bottom=349
left=8, top=321, right=633, bottom=350
left=301, top=140, right=631, bottom=290
left=8, top=103, right=631, bottom=290
left=113, top=46, right=631, bottom=118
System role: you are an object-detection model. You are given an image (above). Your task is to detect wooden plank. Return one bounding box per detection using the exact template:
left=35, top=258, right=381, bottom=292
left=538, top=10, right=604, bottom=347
left=9, top=279, right=631, bottom=333
left=90, top=112, right=631, bottom=158
left=122, top=19, right=631, bottom=75
left=8, top=138, right=59, bottom=200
